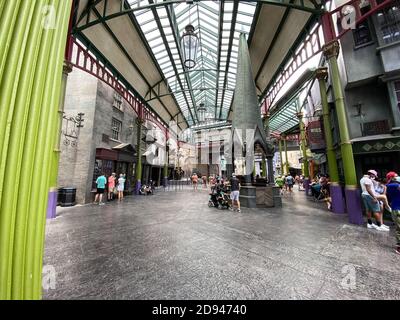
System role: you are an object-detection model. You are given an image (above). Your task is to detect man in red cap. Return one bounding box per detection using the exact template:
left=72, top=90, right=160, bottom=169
left=385, top=172, right=400, bottom=255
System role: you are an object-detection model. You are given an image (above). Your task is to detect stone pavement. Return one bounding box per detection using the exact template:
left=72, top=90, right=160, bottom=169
left=43, top=187, right=400, bottom=300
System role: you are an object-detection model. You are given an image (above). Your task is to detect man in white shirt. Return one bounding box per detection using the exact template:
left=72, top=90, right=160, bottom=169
left=360, top=169, right=388, bottom=231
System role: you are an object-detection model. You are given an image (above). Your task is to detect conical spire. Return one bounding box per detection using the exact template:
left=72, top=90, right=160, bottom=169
left=232, top=33, right=268, bottom=154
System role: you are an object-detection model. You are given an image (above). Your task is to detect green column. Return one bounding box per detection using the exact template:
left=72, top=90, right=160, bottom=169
left=0, top=0, right=72, bottom=299
left=279, top=138, right=283, bottom=175
left=283, top=135, right=289, bottom=174
left=163, top=143, right=168, bottom=187
left=316, top=67, right=339, bottom=183
left=323, top=41, right=357, bottom=186
left=135, top=118, right=144, bottom=194
left=297, top=112, right=309, bottom=178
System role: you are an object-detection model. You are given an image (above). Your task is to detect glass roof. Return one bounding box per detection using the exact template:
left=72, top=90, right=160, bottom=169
left=129, top=0, right=257, bottom=127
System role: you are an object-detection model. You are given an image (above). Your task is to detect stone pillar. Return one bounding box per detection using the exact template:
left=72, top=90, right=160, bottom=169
left=267, top=157, right=274, bottom=185
left=135, top=118, right=144, bottom=194
left=323, top=41, right=362, bottom=224
left=261, top=155, right=267, bottom=179
left=316, top=67, right=346, bottom=213
left=0, top=0, right=72, bottom=299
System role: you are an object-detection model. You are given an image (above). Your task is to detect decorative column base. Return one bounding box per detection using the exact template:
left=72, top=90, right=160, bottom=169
left=135, top=180, right=142, bottom=195
left=303, top=178, right=310, bottom=196
left=46, top=188, right=58, bottom=219
left=330, top=183, right=346, bottom=214
left=239, top=186, right=257, bottom=208
left=344, top=186, right=363, bottom=225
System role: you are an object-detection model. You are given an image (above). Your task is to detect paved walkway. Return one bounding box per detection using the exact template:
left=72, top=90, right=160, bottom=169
left=43, top=188, right=400, bottom=299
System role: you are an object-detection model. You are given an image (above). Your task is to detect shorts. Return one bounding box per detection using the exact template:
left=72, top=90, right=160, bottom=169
left=117, top=186, right=124, bottom=192
left=361, top=194, right=381, bottom=213
left=230, top=190, right=240, bottom=201
left=97, top=188, right=105, bottom=194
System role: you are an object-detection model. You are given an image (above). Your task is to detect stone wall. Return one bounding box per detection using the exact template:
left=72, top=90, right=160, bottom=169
left=58, top=68, right=98, bottom=204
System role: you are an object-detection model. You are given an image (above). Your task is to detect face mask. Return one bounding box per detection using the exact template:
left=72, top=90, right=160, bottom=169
left=394, top=176, right=400, bottom=183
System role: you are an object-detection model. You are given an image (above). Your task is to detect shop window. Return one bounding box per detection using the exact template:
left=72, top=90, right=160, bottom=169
left=376, top=0, right=400, bottom=44
left=395, top=80, right=400, bottom=112
left=111, top=118, right=122, bottom=141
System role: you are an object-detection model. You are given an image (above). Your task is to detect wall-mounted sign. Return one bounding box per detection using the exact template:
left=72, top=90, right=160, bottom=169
left=307, top=119, right=326, bottom=152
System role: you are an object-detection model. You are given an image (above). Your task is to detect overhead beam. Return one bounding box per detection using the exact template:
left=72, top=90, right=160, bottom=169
left=218, top=0, right=239, bottom=120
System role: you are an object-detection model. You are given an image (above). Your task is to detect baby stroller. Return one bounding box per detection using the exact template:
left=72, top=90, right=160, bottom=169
left=208, top=185, right=231, bottom=209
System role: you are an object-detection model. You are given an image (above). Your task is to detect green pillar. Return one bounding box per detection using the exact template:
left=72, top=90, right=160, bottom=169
left=135, top=118, right=144, bottom=194
left=316, top=67, right=339, bottom=183
left=279, top=138, right=283, bottom=175
left=0, top=0, right=72, bottom=299
left=323, top=41, right=362, bottom=222
left=283, top=135, right=289, bottom=174
left=323, top=41, right=357, bottom=186
left=297, top=112, right=309, bottom=178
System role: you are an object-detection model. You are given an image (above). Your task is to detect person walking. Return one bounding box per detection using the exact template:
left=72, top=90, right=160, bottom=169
left=285, top=174, right=294, bottom=194
left=385, top=171, right=400, bottom=255
left=117, top=173, right=126, bottom=201
left=108, top=173, right=116, bottom=201
left=360, top=170, right=388, bottom=231
left=191, top=173, right=198, bottom=191
left=94, top=173, right=107, bottom=205
left=229, top=174, right=241, bottom=212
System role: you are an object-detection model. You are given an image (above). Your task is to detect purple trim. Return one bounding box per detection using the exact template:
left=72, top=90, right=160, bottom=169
left=46, top=191, right=58, bottom=219
left=344, top=188, right=364, bottom=225
left=135, top=180, right=142, bottom=195
left=303, top=178, right=310, bottom=196
left=330, top=184, right=346, bottom=214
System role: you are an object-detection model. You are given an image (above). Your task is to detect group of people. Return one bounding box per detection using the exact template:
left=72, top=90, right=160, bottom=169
left=208, top=174, right=241, bottom=212
left=191, top=173, right=228, bottom=191
left=94, top=173, right=126, bottom=205
left=275, top=174, right=296, bottom=194
left=360, top=169, right=400, bottom=254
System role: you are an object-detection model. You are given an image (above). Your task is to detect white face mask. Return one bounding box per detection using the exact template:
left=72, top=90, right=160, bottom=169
left=394, top=176, right=400, bottom=183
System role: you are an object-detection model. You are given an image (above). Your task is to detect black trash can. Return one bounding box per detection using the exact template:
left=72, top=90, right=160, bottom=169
left=58, top=187, right=76, bottom=207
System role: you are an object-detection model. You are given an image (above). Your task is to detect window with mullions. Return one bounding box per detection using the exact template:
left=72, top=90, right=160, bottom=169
left=352, top=20, right=373, bottom=47
left=395, top=80, right=400, bottom=111
left=376, top=0, right=400, bottom=44
left=111, top=118, right=122, bottom=141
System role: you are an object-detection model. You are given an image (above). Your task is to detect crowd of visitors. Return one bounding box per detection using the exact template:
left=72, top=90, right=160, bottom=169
left=94, top=172, right=126, bottom=204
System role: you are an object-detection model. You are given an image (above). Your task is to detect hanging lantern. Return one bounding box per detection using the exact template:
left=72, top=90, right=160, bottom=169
left=197, top=103, right=206, bottom=123
left=181, top=24, right=199, bottom=69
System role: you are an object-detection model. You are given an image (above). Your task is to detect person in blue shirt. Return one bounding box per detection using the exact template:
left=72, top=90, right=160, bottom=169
left=94, top=173, right=107, bottom=205
left=385, top=171, right=400, bottom=255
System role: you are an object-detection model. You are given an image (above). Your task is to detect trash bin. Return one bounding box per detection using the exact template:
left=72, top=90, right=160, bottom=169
left=58, top=187, right=76, bottom=207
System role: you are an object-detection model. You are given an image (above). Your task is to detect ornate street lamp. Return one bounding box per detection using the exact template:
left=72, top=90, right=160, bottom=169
left=181, top=24, right=199, bottom=69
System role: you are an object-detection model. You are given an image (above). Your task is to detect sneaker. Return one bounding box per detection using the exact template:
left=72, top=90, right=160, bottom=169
left=395, top=247, right=400, bottom=255
left=380, top=224, right=390, bottom=230
left=237, top=209, right=241, bottom=213
left=367, top=223, right=378, bottom=229
left=99, top=202, right=105, bottom=206
left=376, top=225, right=389, bottom=232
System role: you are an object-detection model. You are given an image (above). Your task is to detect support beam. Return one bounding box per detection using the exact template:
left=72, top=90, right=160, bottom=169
left=135, top=117, right=144, bottom=195
left=0, top=0, right=72, bottom=299
left=316, top=67, right=345, bottom=213
left=323, top=40, right=362, bottom=224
